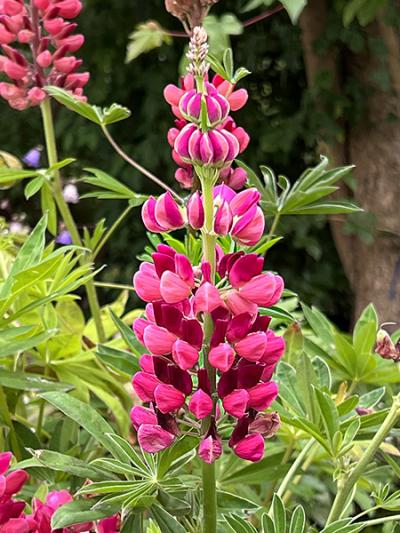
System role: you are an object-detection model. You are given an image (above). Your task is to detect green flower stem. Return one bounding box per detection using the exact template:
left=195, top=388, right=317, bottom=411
left=40, top=98, right=105, bottom=343
left=361, top=514, right=400, bottom=527
left=93, top=205, right=133, bottom=260
left=94, top=281, right=135, bottom=292
left=101, top=125, right=183, bottom=204
left=200, top=172, right=218, bottom=533
left=327, top=394, right=400, bottom=525
left=275, top=439, right=314, bottom=500
left=0, top=385, right=21, bottom=459
left=283, top=441, right=318, bottom=504
left=266, top=212, right=281, bottom=242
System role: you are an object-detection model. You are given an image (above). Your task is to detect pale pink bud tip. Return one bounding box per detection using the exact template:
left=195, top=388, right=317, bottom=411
left=137, top=424, right=175, bottom=453
left=199, top=435, right=222, bottom=464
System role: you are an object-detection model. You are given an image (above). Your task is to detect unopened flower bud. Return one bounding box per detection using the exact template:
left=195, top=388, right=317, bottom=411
left=375, top=329, right=400, bottom=362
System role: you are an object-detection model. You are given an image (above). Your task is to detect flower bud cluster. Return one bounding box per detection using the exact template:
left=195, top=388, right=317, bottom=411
left=131, top=245, right=284, bottom=463
left=165, top=72, right=249, bottom=189
left=142, top=184, right=265, bottom=246
left=0, top=0, right=89, bottom=110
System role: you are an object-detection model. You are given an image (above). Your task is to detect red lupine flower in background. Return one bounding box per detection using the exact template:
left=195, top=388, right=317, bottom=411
left=0, top=0, right=89, bottom=110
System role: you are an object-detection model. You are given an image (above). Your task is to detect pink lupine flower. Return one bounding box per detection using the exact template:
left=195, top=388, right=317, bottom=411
left=189, top=389, right=213, bottom=419
left=179, top=82, right=229, bottom=127
left=142, top=193, right=185, bottom=233
left=175, top=123, right=239, bottom=169
left=0, top=0, right=89, bottom=110
left=199, top=433, right=222, bottom=464
left=222, top=389, right=249, bottom=418
left=233, top=433, right=264, bottom=462
left=133, top=263, right=162, bottom=303
left=234, top=332, right=267, bottom=362
left=208, top=343, right=235, bottom=372
left=220, top=166, right=248, bottom=190
left=130, top=405, right=157, bottom=430
left=194, top=282, right=224, bottom=314
left=137, top=424, right=175, bottom=453
left=132, top=371, right=160, bottom=402
left=249, top=412, right=281, bottom=438
left=247, top=381, right=279, bottom=411
left=154, top=383, right=186, bottom=414
left=172, top=339, right=199, bottom=370
left=187, top=191, right=204, bottom=229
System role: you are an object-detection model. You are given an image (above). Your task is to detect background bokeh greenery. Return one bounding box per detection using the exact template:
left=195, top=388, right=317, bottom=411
left=0, top=0, right=352, bottom=328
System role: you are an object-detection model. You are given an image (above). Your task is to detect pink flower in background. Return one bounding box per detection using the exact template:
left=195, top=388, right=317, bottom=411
left=0, top=0, right=89, bottom=110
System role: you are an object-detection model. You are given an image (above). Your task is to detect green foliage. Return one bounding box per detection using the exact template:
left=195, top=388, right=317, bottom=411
left=126, top=21, right=172, bottom=63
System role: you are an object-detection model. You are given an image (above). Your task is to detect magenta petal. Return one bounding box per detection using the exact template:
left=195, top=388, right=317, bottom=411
left=248, top=381, right=279, bottom=411
left=133, top=318, right=149, bottom=345
left=0, top=453, right=12, bottom=476
left=188, top=127, right=202, bottom=162
left=155, top=192, right=185, bottom=229
left=229, top=88, right=248, bottom=111
left=154, top=383, right=185, bottom=414
left=194, top=282, right=224, bottom=314
left=172, top=339, right=199, bottom=370
left=130, top=406, right=157, bottom=430
left=228, top=254, right=264, bottom=288
left=234, top=433, right=264, bottom=462
left=175, top=123, right=197, bottom=160
left=235, top=332, right=267, bottom=362
left=214, top=201, right=232, bottom=235
left=132, top=371, right=160, bottom=402
left=160, top=271, right=192, bottom=304
left=226, top=292, right=258, bottom=317
left=199, top=132, right=214, bottom=165
left=187, top=191, right=204, bottom=229
left=230, top=188, right=261, bottom=217
left=222, top=389, right=249, bottom=418
left=261, top=331, right=286, bottom=364
left=137, top=424, right=175, bottom=453
left=239, top=273, right=283, bottom=306
left=139, top=354, right=155, bottom=373
left=181, top=319, right=203, bottom=350
left=189, top=389, right=213, bottom=419
left=232, top=207, right=265, bottom=246
left=143, top=325, right=177, bottom=355
left=208, top=343, right=235, bottom=372
left=164, top=84, right=184, bottom=106
left=142, top=197, right=166, bottom=232
left=174, top=254, right=194, bottom=286
left=208, top=130, right=228, bottom=164
left=4, top=470, right=29, bottom=497
left=133, top=263, right=161, bottom=302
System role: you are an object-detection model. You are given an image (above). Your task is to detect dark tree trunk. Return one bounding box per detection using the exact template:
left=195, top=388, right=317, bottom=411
left=299, top=0, right=400, bottom=323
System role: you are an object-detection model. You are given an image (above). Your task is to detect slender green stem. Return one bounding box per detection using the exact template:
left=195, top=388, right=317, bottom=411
left=0, top=385, right=21, bottom=459
left=94, top=282, right=135, bottom=292
left=93, top=205, right=133, bottom=260
left=275, top=439, right=314, bottom=500
left=266, top=212, right=281, bottom=242
left=101, top=125, right=183, bottom=203
left=40, top=98, right=105, bottom=343
left=283, top=442, right=318, bottom=504
left=360, top=514, right=400, bottom=527
left=327, top=394, right=400, bottom=525
left=200, top=171, right=218, bottom=533
left=263, top=440, right=295, bottom=507
left=350, top=506, right=379, bottom=522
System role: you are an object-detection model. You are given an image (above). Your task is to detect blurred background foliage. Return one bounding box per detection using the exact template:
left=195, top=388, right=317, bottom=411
left=4, top=0, right=398, bottom=330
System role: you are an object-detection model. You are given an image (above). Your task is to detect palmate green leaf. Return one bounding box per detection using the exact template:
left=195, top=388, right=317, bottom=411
left=96, top=344, right=139, bottom=377
left=0, top=369, right=72, bottom=391
left=150, top=504, right=186, bottom=533
left=78, top=480, right=142, bottom=495
left=289, top=505, right=306, bottom=533
left=217, top=491, right=259, bottom=511
left=248, top=236, right=283, bottom=255
left=24, top=175, right=44, bottom=199
left=30, top=450, right=111, bottom=481
left=104, top=434, right=149, bottom=474
left=109, top=309, right=145, bottom=356
left=301, top=304, right=335, bottom=346
left=157, top=490, right=191, bottom=517
left=0, top=328, right=57, bottom=357
left=0, top=167, right=38, bottom=183
left=296, top=354, right=320, bottom=424
left=276, top=362, right=305, bottom=417
left=284, top=322, right=303, bottom=366
left=260, top=305, right=295, bottom=322
left=126, top=22, right=171, bottom=63
left=40, top=391, right=117, bottom=454
left=320, top=518, right=364, bottom=533
left=52, top=500, right=119, bottom=530
left=0, top=214, right=47, bottom=299
left=46, top=86, right=131, bottom=126
left=224, top=514, right=257, bottom=533
left=221, top=450, right=289, bottom=484
left=314, top=387, right=339, bottom=443
left=352, top=303, right=378, bottom=375
left=358, top=387, right=385, bottom=409
left=312, top=356, right=332, bottom=391
left=82, top=168, right=146, bottom=201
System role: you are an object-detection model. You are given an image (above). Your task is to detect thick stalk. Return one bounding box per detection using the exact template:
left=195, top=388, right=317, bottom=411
left=327, top=394, right=400, bottom=524
left=200, top=172, right=218, bottom=533
left=40, top=98, right=105, bottom=342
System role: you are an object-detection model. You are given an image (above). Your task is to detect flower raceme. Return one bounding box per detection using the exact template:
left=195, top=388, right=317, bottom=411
left=131, top=245, right=284, bottom=463
left=0, top=0, right=89, bottom=110
left=141, top=185, right=265, bottom=246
